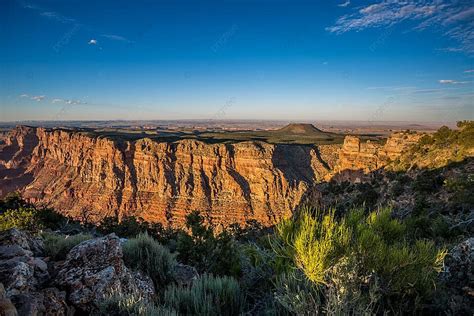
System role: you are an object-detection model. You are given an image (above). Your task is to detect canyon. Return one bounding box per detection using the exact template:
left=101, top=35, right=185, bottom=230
left=0, top=126, right=420, bottom=227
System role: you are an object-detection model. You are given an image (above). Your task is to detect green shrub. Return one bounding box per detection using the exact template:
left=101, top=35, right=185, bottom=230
left=273, top=271, right=322, bottom=315
left=0, top=207, right=37, bottom=231
left=95, top=288, right=177, bottom=316
left=352, top=183, right=379, bottom=209
left=176, top=211, right=241, bottom=277
left=270, top=206, right=447, bottom=313
left=444, top=174, right=474, bottom=208
left=239, top=243, right=277, bottom=312
left=0, top=195, right=70, bottom=232
left=98, top=216, right=170, bottom=241
left=123, top=232, right=177, bottom=288
left=42, top=232, right=93, bottom=260
left=0, top=193, right=28, bottom=211
left=348, top=208, right=446, bottom=300
left=163, top=274, right=243, bottom=316
left=413, top=170, right=444, bottom=194
left=271, top=206, right=350, bottom=283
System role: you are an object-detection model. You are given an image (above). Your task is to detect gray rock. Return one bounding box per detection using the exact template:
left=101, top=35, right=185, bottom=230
left=0, top=259, right=35, bottom=295
left=440, top=237, right=474, bottom=314
left=55, top=234, right=155, bottom=312
left=173, top=263, right=199, bottom=286
left=0, top=245, right=32, bottom=260
left=0, top=229, right=44, bottom=257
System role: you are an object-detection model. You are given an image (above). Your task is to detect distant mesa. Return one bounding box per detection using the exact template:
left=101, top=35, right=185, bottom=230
left=276, top=123, right=325, bottom=135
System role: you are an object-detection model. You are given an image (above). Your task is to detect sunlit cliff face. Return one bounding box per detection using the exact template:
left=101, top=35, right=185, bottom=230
left=0, top=126, right=419, bottom=227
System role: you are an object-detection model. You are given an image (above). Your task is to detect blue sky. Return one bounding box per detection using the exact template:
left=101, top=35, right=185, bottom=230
left=0, top=0, right=473, bottom=122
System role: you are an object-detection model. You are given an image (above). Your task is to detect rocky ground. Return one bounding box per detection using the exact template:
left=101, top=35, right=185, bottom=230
left=0, top=227, right=472, bottom=315
left=0, top=229, right=196, bottom=315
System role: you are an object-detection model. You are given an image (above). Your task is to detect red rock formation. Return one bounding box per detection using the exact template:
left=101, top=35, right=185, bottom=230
left=0, top=127, right=422, bottom=227
left=0, top=127, right=338, bottom=227
left=332, top=132, right=423, bottom=180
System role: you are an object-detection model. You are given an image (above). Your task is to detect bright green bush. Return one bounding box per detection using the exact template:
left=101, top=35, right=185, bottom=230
left=0, top=207, right=37, bottom=231
left=270, top=206, right=447, bottom=313
left=43, top=232, right=93, bottom=260
left=0, top=195, right=70, bottom=232
left=163, top=274, right=244, bottom=316
left=123, top=232, right=177, bottom=288
left=271, top=206, right=350, bottom=284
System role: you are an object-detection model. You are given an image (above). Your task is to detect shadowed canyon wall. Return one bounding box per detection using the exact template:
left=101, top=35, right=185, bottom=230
left=0, top=126, right=419, bottom=227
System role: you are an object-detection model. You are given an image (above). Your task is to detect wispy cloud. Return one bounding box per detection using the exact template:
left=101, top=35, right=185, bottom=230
left=436, top=47, right=464, bottom=53
left=52, top=98, right=87, bottom=105
left=101, top=34, right=132, bottom=43
left=327, top=1, right=474, bottom=54
left=366, top=86, right=416, bottom=91
left=19, top=94, right=87, bottom=105
left=338, top=1, right=350, bottom=8
left=39, top=11, right=75, bottom=24
left=21, top=2, right=76, bottom=24
left=65, top=99, right=87, bottom=105
left=31, top=95, right=46, bottom=102
left=20, top=2, right=132, bottom=46
left=439, top=79, right=471, bottom=85
left=465, top=69, right=474, bottom=73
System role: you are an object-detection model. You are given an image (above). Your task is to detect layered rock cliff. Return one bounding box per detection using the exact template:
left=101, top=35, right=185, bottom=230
left=333, top=132, right=423, bottom=179
left=0, top=127, right=341, bottom=227
left=0, top=126, right=421, bottom=227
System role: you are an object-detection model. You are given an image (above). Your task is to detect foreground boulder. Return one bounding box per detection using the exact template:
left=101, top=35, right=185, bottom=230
left=0, top=229, right=47, bottom=296
left=441, top=237, right=474, bottom=314
left=0, top=229, right=70, bottom=315
left=55, top=233, right=155, bottom=313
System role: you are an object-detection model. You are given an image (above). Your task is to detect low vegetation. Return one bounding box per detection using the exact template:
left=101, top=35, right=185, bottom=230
left=123, top=232, right=177, bottom=288
left=271, top=207, right=446, bottom=313
left=43, top=232, right=93, bottom=260
left=96, top=288, right=177, bottom=316
left=392, top=120, right=474, bottom=170
left=163, top=274, right=243, bottom=316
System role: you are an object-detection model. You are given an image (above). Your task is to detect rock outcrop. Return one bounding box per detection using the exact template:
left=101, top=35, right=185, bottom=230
left=440, top=238, right=474, bottom=314
left=0, top=229, right=156, bottom=315
left=55, top=234, right=155, bottom=312
left=333, top=132, right=423, bottom=177
left=0, top=229, right=71, bottom=316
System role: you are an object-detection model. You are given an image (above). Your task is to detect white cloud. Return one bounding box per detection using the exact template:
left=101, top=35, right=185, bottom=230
left=21, top=3, right=76, bottom=24
left=337, top=1, right=350, bottom=8
left=31, top=95, right=46, bottom=102
left=101, top=34, right=132, bottom=43
left=88, top=39, right=97, bottom=45
left=65, top=99, right=87, bottom=105
left=437, top=47, right=464, bottom=53
left=40, top=11, right=75, bottom=24
left=19, top=93, right=87, bottom=105
left=465, top=69, right=474, bottom=73
left=327, top=1, right=474, bottom=54
left=439, top=79, right=471, bottom=85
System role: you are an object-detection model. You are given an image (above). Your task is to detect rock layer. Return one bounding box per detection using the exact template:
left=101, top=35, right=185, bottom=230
left=0, top=126, right=420, bottom=227
left=0, top=127, right=340, bottom=227
left=333, top=132, right=423, bottom=177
